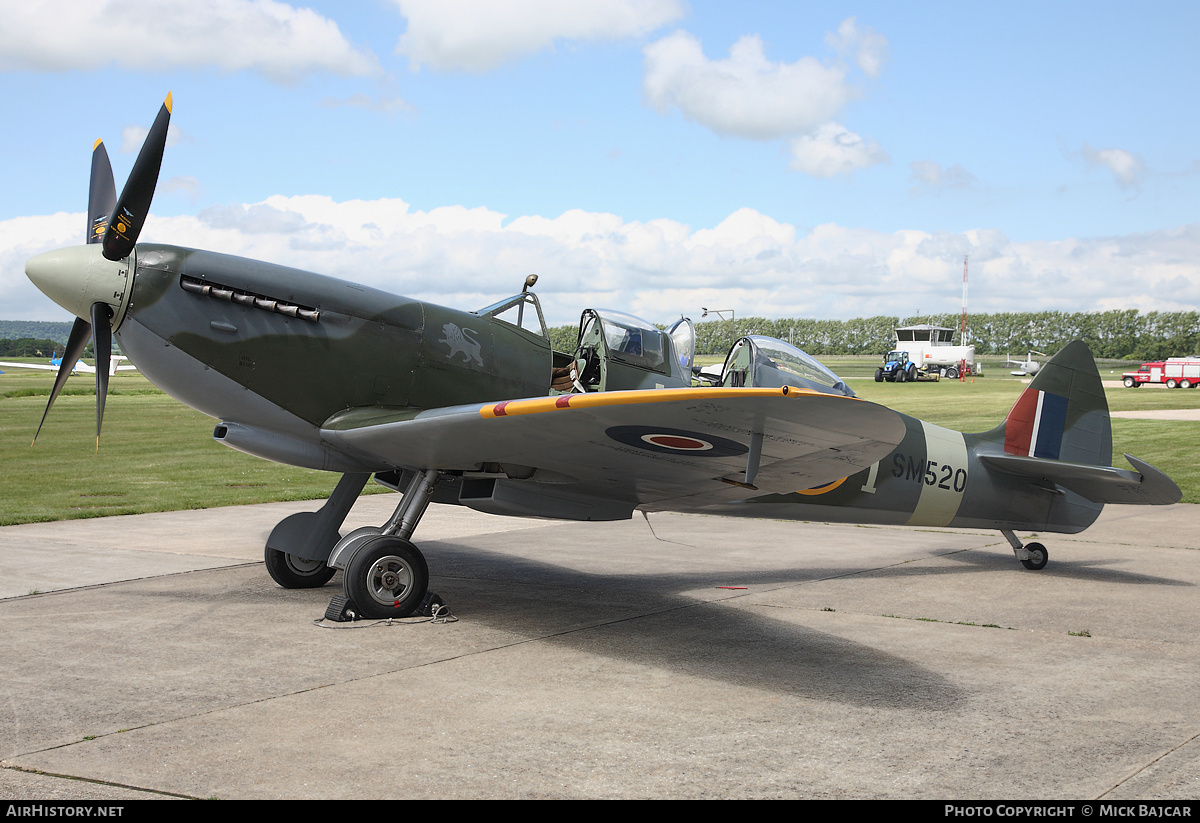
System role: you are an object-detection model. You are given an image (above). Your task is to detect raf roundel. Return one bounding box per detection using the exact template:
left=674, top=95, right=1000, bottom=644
left=641, top=433, right=712, bottom=451
left=605, top=425, right=749, bottom=457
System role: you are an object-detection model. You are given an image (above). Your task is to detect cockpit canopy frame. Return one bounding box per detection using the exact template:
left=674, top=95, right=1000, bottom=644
left=573, top=309, right=692, bottom=391
left=720, top=335, right=854, bottom=397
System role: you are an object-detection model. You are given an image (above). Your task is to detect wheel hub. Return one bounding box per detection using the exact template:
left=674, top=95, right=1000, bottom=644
left=285, top=553, right=325, bottom=575
left=367, top=556, right=412, bottom=605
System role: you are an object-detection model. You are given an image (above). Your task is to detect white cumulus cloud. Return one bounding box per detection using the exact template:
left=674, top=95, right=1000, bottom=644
left=643, top=30, right=853, bottom=140
left=1083, top=143, right=1146, bottom=189
left=6, top=198, right=1200, bottom=327
left=789, top=123, right=888, bottom=177
left=824, top=16, right=888, bottom=78
left=393, top=0, right=685, bottom=72
left=642, top=21, right=889, bottom=177
left=0, top=0, right=378, bottom=82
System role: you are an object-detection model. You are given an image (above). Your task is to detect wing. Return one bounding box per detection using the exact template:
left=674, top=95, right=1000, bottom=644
left=0, top=361, right=61, bottom=371
left=321, top=387, right=906, bottom=513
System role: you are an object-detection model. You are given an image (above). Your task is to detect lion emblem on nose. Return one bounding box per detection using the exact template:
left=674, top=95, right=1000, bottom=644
left=440, top=323, right=484, bottom=366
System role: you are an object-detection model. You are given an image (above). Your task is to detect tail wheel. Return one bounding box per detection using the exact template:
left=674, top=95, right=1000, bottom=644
left=1021, top=542, right=1048, bottom=570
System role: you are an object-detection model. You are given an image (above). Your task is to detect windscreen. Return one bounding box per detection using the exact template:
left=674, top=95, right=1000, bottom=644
left=596, top=310, right=666, bottom=371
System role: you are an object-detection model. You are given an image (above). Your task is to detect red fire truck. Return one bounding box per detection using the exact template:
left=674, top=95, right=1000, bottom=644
left=1122, top=357, right=1200, bottom=388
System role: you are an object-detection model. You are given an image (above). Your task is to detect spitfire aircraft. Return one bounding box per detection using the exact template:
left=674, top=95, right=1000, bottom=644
left=25, top=97, right=1182, bottom=619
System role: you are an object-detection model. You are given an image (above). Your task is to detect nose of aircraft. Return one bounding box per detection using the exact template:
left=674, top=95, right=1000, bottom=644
left=26, top=244, right=130, bottom=323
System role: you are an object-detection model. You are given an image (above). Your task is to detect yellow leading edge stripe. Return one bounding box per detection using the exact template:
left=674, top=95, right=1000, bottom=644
left=478, top=385, right=850, bottom=419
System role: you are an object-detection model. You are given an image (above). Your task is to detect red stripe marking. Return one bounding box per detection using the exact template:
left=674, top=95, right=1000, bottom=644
left=493, top=401, right=510, bottom=417
left=555, top=395, right=572, bottom=408
left=1004, top=388, right=1038, bottom=456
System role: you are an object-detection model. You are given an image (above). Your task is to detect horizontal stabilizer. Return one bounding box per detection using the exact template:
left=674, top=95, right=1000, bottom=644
left=979, top=452, right=1181, bottom=506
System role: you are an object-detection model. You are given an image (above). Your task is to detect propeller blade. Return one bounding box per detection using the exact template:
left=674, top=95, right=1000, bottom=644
left=91, top=302, right=113, bottom=451
left=102, top=92, right=172, bottom=261
left=32, top=316, right=92, bottom=445
left=88, top=139, right=116, bottom=245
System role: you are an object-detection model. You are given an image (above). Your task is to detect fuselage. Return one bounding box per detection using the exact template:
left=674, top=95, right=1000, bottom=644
left=693, top=413, right=1103, bottom=535
left=28, top=241, right=1106, bottom=536
left=101, top=243, right=555, bottom=471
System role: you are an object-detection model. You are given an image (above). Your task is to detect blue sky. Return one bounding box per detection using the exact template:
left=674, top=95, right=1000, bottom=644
left=3, top=1, right=1199, bottom=326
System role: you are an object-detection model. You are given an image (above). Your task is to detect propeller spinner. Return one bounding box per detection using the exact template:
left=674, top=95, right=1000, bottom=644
left=26, top=93, right=173, bottom=450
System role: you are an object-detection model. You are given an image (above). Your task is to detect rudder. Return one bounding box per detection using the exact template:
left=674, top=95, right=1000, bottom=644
left=996, top=341, right=1112, bottom=467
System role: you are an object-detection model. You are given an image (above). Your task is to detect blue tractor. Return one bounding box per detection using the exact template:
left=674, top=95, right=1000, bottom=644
left=876, top=349, right=919, bottom=383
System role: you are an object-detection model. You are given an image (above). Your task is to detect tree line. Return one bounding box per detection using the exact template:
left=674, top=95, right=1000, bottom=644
left=8, top=311, right=1195, bottom=362
left=0, top=337, right=63, bottom=358
left=0, top=321, right=74, bottom=345
left=549, top=309, right=1200, bottom=360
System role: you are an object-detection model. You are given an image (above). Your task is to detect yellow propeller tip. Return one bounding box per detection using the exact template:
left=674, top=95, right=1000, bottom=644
left=93, top=138, right=104, bottom=151
left=165, top=91, right=173, bottom=113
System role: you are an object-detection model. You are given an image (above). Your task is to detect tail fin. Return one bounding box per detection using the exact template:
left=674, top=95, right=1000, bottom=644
left=979, top=341, right=1181, bottom=505
left=999, top=340, right=1111, bottom=467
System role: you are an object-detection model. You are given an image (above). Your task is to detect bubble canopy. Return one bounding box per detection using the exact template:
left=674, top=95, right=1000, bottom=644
left=720, top=335, right=854, bottom=397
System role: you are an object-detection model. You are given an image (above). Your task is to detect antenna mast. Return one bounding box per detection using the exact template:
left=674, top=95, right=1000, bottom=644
left=961, top=255, right=969, bottom=345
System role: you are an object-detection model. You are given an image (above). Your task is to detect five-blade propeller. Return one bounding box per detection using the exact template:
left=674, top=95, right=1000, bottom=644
left=33, top=94, right=172, bottom=451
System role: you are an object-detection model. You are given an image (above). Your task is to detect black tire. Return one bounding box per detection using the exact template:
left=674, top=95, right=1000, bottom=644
left=264, top=546, right=337, bottom=589
left=344, top=535, right=429, bottom=619
left=1021, top=542, right=1048, bottom=570
left=875, top=368, right=884, bottom=382
left=895, top=367, right=905, bottom=383
left=946, top=366, right=959, bottom=380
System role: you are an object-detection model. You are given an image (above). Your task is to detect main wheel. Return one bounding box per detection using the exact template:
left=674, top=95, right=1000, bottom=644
left=344, top=535, right=429, bottom=618
left=1021, top=542, right=1048, bottom=570
left=264, top=547, right=337, bottom=589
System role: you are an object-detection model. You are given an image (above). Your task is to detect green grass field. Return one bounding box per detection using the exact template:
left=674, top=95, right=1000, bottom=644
left=0, top=365, right=377, bottom=526
left=2, top=355, right=1197, bottom=526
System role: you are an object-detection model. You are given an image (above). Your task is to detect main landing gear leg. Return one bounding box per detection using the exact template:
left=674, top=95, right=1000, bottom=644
left=1001, top=529, right=1048, bottom=570
left=330, top=469, right=441, bottom=619
left=264, top=472, right=371, bottom=589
